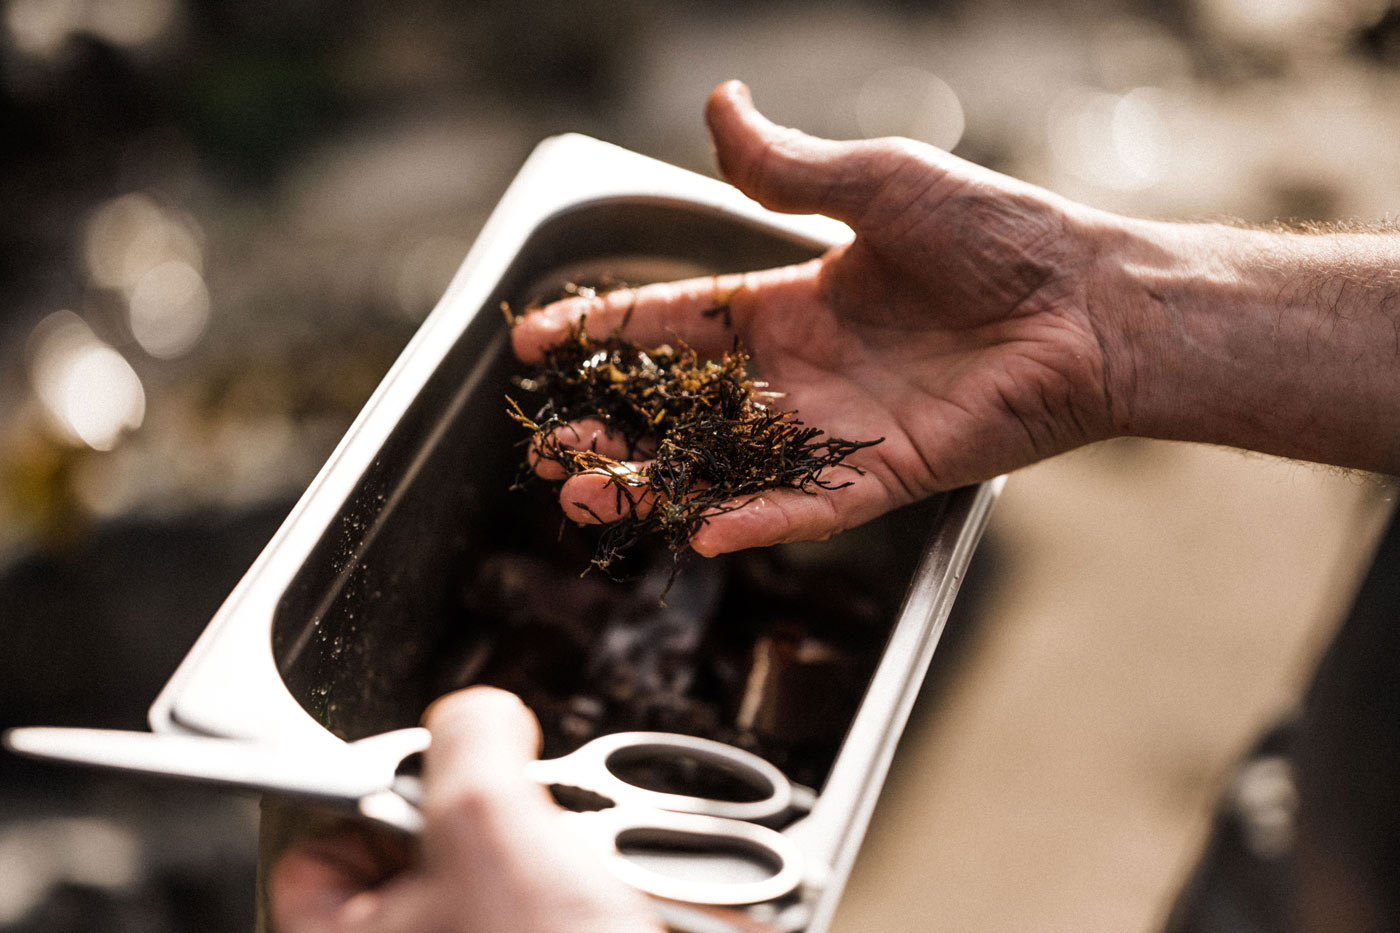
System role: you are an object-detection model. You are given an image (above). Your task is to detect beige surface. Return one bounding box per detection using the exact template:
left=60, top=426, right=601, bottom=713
left=832, top=439, right=1394, bottom=933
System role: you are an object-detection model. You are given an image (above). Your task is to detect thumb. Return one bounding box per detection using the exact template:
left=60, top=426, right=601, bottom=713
left=419, top=686, right=544, bottom=808
left=705, top=79, right=906, bottom=224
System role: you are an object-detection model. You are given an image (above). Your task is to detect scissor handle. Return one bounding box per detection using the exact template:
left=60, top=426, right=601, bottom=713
left=527, top=732, right=803, bottom=824
left=565, top=806, right=805, bottom=906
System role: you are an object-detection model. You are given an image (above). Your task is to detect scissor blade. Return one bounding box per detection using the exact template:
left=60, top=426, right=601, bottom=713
left=3, top=726, right=386, bottom=802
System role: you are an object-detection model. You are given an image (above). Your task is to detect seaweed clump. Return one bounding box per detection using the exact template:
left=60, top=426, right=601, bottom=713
left=507, top=319, right=883, bottom=582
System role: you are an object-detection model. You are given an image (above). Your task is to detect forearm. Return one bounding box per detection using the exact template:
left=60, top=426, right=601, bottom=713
left=1101, top=216, right=1400, bottom=475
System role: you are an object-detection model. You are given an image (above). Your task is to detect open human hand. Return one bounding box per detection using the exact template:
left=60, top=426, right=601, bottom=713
left=511, top=81, right=1130, bottom=556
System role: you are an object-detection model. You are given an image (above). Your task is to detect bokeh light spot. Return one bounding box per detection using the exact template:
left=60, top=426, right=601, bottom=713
left=855, top=67, right=966, bottom=152
left=29, top=312, right=146, bottom=452
left=4, top=0, right=176, bottom=59
left=1048, top=87, right=1167, bottom=192
left=128, top=259, right=211, bottom=358
left=84, top=193, right=203, bottom=292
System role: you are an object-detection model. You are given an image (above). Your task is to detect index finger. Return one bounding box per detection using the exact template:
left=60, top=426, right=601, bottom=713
left=509, top=264, right=808, bottom=363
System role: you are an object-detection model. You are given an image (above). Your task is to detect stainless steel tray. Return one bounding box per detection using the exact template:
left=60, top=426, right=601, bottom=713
left=145, top=133, right=1003, bottom=932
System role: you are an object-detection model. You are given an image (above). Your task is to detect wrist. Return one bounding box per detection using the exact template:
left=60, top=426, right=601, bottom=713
left=1091, top=214, right=1400, bottom=473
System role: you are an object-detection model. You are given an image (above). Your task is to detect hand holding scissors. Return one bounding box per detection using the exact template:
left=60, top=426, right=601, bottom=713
left=274, top=687, right=668, bottom=933
left=5, top=694, right=813, bottom=908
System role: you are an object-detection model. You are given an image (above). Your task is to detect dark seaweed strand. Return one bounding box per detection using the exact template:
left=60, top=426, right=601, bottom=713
left=507, top=324, right=883, bottom=589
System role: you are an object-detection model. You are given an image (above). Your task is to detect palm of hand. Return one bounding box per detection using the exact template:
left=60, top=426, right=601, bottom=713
left=729, top=202, right=1111, bottom=542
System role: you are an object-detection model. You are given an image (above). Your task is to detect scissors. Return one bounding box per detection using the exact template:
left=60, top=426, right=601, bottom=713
left=3, top=725, right=813, bottom=907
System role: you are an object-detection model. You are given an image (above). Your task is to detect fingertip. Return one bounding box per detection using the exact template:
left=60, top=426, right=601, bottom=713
left=418, top=688, right=552, bottom=839
left=707, top=79, right=752, bottom=115
left=423, top=684, right=534, bottom=729
left=703, top=81, right=862, bottom=220
left=508, top=312, right=555, bottom=365
left=706, top=80, right=766, bottom=151
left=559, top=465, right=653, bottom=525
left=509, top=295, right=598, bottom=364
left=687, top=531, right=728, bottom=559
left=422, top=686, right=542, bottom=764
left=528, top=443, right=567, bottom=481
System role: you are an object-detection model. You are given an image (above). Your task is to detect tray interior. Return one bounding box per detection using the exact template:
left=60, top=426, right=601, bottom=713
left=270, top=200, right=947, bottom=791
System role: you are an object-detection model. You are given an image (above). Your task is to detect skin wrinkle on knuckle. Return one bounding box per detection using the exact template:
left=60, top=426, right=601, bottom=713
left=764, top=125, right=843, bottom=210
left=852, top=149, right=941, bottom=234
left=871, top=174, right=953, bottom=249
left=814, top=141, right=878, bottom=217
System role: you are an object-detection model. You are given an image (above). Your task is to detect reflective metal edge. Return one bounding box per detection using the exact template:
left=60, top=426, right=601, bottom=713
left=147, top=133, right=851, bottom=746
left=798, top=476, right=1005, bottom=933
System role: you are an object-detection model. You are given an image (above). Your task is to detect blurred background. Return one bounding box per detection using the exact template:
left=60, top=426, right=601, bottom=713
left=1, top=0, right=1398, bottom=930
